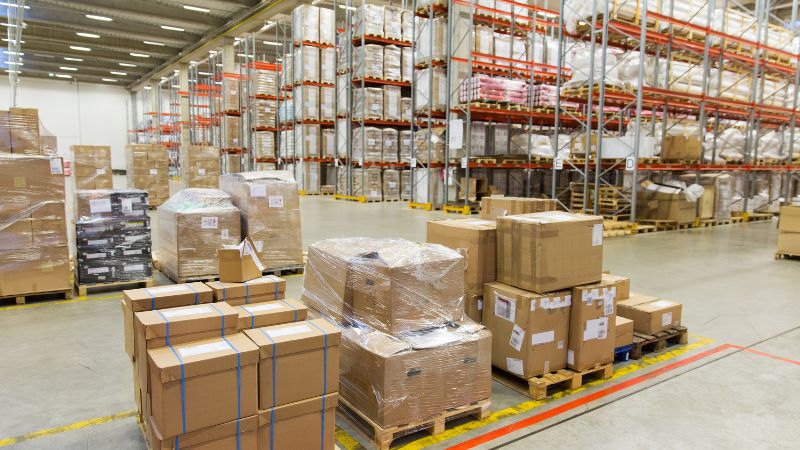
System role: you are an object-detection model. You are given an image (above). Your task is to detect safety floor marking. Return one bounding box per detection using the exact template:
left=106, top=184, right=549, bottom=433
left=0, top=410, right=138, bottom=447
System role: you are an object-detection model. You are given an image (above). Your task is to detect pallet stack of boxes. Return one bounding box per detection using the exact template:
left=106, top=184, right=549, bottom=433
left=180, top=145, right=221, bottom=189
left=71, top=145, right=113, bottom=190
left=777, top=205, right=800, bottom=256
left=125, top=144, right=170, bottom=207
left=75, top=190, right=152, bottom=286
left=301, top=237, right=491, bottom=444
left=125, top=245, right=339, bottom=449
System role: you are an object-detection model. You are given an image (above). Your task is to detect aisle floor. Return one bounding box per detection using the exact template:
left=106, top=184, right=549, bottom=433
left=1, top=196, right=799, bottom=449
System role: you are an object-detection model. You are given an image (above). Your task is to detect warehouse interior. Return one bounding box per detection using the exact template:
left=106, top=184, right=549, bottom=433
left=1, top=0, right=799, bottom=449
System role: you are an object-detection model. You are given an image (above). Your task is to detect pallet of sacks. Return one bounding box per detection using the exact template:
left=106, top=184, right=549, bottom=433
left=302, top=238, right=491, bottom=450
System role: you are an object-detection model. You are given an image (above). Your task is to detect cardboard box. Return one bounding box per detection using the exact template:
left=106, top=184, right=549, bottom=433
left=614, top=316, right=634, bottom=348
left=244, top=318, right=340, bottom=409
left=479, top=196, right=558, bottom=220
left=234, top=299, right=308, bottom=330
left=483, top=282, right=571, bottom=378
left=568, top=279, right=617, bottom=371
left=148, top=333, right=259, bottom=438
left=779, top=206, right=800, bottom=233
left=181, top=145, right=220, bottom=189
left=72, top=145, right=113, bottom=190
left=661, top=135, right=702, bottom=161
left=0, top=246, right=71, bottom=296
left=257, top=394, right=338, bottom=450
left=464, top=294, right=483, bottom=323
left=497, top=212, right=604, bottom=293
left=636, top=181, right=697, bottom=225
left=601, top=273, right=630, bottom=300
left=207, top=275, right=286, bottom=305
left=147, top=415, right=258, bottom=450
left=777, top=231, right=800, bottom=254
left=126, top=144, right=169, bottom=206
left=617, top=294, right=682, bottom=334
left=218, top=238, right=265, bottom=283
left=339, top=326, right=491, bottom=428
left=426, top=218, right=497, bottom=295
left=124, top=283, right=214, bottom=312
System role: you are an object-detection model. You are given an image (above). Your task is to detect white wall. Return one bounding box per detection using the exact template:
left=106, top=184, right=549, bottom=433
left=0, top=77, right=131, bottom=170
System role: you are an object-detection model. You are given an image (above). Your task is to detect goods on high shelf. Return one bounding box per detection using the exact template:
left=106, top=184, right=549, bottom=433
left=180, top=145, right=220, bottom=189
left=72, top=145, right=113, bottom=190
left=125, top=144, right=169, bottom=207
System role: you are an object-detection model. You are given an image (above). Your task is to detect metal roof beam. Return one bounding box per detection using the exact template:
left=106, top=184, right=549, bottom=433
left=19, top=34, right=177, bottom=59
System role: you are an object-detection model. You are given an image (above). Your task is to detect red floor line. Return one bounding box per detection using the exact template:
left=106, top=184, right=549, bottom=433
left=447, top=344, right=734, bottom=450
left=728, top=345, right=800, bottom=366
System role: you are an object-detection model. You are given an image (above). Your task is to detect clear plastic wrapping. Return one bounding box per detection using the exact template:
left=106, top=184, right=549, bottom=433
left=72, top=145, right=113, bottom=190
left=125, top=144, right=169, bottom=207
left=300, top=161, right=321, bottom=194
left=256, top=131, right=276, bottom=159
left=382, top=129, right=399, bottom=163
left=384, top=6, right=403, bottom=41
left=255, top=99, right=278, bottom=127
left=365, top=167, right=382, bottom=201
left=320, top=86, right=335, bottom=121
left=354, top=87, right=384, bottom=120
left=0, top=107, right=41, bottom=154
left=294, top=85, right=320, bottom=120
left=219, top=171, right=303, bottom=269
left=156, top=188, right=241, bottom=279
left=180, top=145, right=220, bottom=189
left=384, top=45, right=402, bottom=81
left=320, top=47, right=336, bottom=85
left=337, top=74, right=349, bottom=112
left=294, top=124, right=321, bottom=158
left=411, top=168, right=445, bottom=206
left=401, top=10, right=414, bottom=43
left=414, top=127, right=446, bottom=162
left=279, top=130, right=294, bottom=159
left=294, top=46, right=320, bottom=83
left=401, top=47, right=413, bottom=83
left=400, top=170, right=411, bottom=200
left=414, top=67, right=447, bottom=113
left=319, top=7, right=335, bottom=45
left=415, top=17, right=447, bottom=63
left=383, top=169, right=400, bottom=201
left=354, top=45, right=384, bottom=80
left=281, top=53, right=293, bottom=89
left=0, top=154, right=70, bottom=295
left=352, top=127, right=383, bottom=162
left=474, top=26, right=493, bottom=63
left=322, top=129, right=335, bottom=158
left=255, top=68, right=277, bottom=97
left=224, top=153, right=241, bottom=174
left=224, top=115, right=241, bottom=149
left=292, top=4, right=320, bottom=44
left=223, top=77, right=240, bottom=112
left=383, top=85, right=402, bottom=122
left=401, top=97, right=412, bottom=123
left=399, top=130, right=412, bottom=160
left=355, top=4, right=384, bottom=38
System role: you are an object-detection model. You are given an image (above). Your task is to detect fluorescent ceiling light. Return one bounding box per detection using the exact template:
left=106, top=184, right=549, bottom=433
left=130, top=52, right=150, bottom=58
left=338, top=5, right=357, bottom=11
left=101, top=78, right=117, bottom=82
left=86, top=14, right=113, bottom=21
left=144, top=86, right=151, bottom=90
left=172, top=84, right=180, bottom=88
left=4, top=50, right=23, bottom=55
left=1, top=23, right=18, bottom=28
left=6, top=61, right=23, bottom=65
left=76, top=32, right=100, bottom=38
left=143, top=40, right=165, bottom=46
left=119, top=62, right=136, bottom=67
left=55, top=73, right=72, bottom=78
left=64, top=57, right=83, bottom=62
left=59, top=66, right=78, bottom=71
left=5, top=69, right=21, bottom=73
left=161, top=25, right=184, bottom=32
left=110, top=71, right=127, bottom=75
left=1, top=38, right=24, bottom=43
left=70, top=46, right=91, bottom=51
left=198, top=71, right=210, bottom=76
left=1, top=2, right=30, bottom=9
left=183, top=5, right=210, bottom=13
left=263, top=41, right=281, bottom=46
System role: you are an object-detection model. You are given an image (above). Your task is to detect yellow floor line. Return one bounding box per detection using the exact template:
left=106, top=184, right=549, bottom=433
left=0, top=293, right=122, bottom=312
left=0, top=410, right=138, bottom=447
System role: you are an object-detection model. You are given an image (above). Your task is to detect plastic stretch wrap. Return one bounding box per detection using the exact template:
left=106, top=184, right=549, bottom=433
left=384, top=45, right=402, bottom=81
left=493, top=32, right=511, bottom=61
left=354, top=45, right=384, bottom=80
left=337, top=74, right=349, bottom=112
left=473, top=26, right=493, bottom=63
left=467, top=122, right=489, bottom=157
left=383, top=169, right=400, bottom=201
left=336, top=119, right=348, bottom=159
left=365, top=168, right=383, bottom=201
left=512, top=36, right=527, bottom=69
left=320, top=86, right=335, bottom=121
left=255, top=132, right=276, bottom=159
left=280, top=130, right=295, bottom=159
left=415, top=17, right=447, bottom=63
left=321, top=47, right=336, bottom=85
left=156, top=188, right=241, bottom=279
left=399, top=130, right=412, bottom=161
left=293, top=4, right=320, bottom=44
left=382, top=128, right=399, bottom=163
left=255, top=68, right=277, bottom=97
left=353, top=127, right=383, bottom=163
left=294, top=46, right=320, bottom=83
left=0, top=154, right=70, bottom=296
left=384, top=6, right=403, bottom=40
left=282, top=53, right=293, bottom=88
left=460, top=76, right=528, bottom=104
left=294, top=85, right=320, bottom=121
left=224, top=115, right=241, bottom=149
left=402, top=47, right=413, bottom=83
left=489, top=124, right=510, bottom=155
left=224, top=153, right=241, bottom=174
left=414, top=127, right=446, bottom=162
left=0, top=108, right=41, bottom=154
left=414, top=68, right=447, bottom=113
left=300, top=161, right=321, bottom=194
left=126, top=144, right=169, bottom=207
left=412, top=168, right=445, bottom=206
left=76, top=189, right=151, bottom=284
left=256, top=99, right=278, bottom=127
left=400, top=170, right=411, bottom=200
left=383, top=85, right=402, bottom=122
left=402, top=10, right=414, bottom=42
left=322, top=129, right=335, bottom=158
left=181, top=145, right=220, bottom=189
left=219, top=171, right=303, bottom=269
left=355, top=4, right=384, bottom=38
left=72, top=145, right=112, bottom=190
left=319, top=7, right=335, bottom=45
left=563, top=43, right=623, bottom=89
left=278, top=99, right=294, bottom=124
left=295, top=124, right=321, bottom=158
left=223, top=78, right=240, bottom=112
left=354, top=87, right=384, bottom=120
left=401, top=97, right=412, bottom=123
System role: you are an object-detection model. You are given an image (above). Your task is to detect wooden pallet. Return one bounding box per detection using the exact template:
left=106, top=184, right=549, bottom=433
left=76, top=278, right=154, bottom=297
left=747, top=212, right=775, bottom=222
left=630, top=326, right=689, bottom=360
left=382, top=198, right=403, bottom=202
left=1, top=288, right=73, bottom=305
left=262, top=263, right=305, bottom=278
left=775, top=251, right=800, bottom=260
left=633, top=224, right=657, bottom=234
left=637, top=219, right=694, bottom=231
left=492, top=363, right=614, bottom=400
left=320, top=185, right=335, bottom=195
left=339, top=397, right=490, bottom=450
left=154, top=260, right=218, bottom=284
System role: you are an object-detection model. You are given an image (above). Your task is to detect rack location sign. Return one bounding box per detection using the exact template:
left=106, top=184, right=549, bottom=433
left=554, top=156, right=564, bottom=170
left=625, top=156, right=636, bottom=171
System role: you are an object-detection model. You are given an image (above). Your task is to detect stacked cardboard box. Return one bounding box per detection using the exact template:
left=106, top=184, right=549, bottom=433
left=617, top=293, right=683, bottom=335
left=72, top=145, right=113, bottom=190
left=0, top=155, right=70, bottom=296
left=0, top=108, right=41, bottom=154
left=126, top=144, right=169, bottom=207
left=180, top=145, right=220, bottom=189
left=777, top=206, right=800, bottom=255
left=156, top=189, right=241, bottom=281
left=75, top=190, right=152, bottom=285
left=479, top=196, right=558, bottom=220
left=219, top=171, right=304, bottom=269
left=636, top=180, right=698, bottom=225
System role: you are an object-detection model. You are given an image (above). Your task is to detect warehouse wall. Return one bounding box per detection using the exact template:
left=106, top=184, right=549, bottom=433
left=0, top=77, right=130, bottom=170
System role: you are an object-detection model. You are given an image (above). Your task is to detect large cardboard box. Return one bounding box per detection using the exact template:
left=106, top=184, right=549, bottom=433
left=147, top=415, right=258, bottom=450
left=464, top=294, right=483, bottom=323
left=777, top=231, right=800, bottom=254
left=0, top=246, right=71, bottom=296
left=778, top=205, right=800, bottom=253
left=72, top=145, right=113, bottom=190
left=479, top=196, right=558, bottom=220
left=207, top=275, right=286, bottom=306
left=257, top=394, right=338, bottom=450
left=244, top=318, right=340, bottom=409
left=617, top=294, right=682, bottom=334
left=496, top=212, right=603, bottom=293
left=614, top=316, right=634, bottom=348
left=234, top=299, right=307, bottom=330
left=219, top=171, right=303, bottom=269
left=636, top=181, right=697, bottom=225
left=181, top=145, right=220, bottom=189
left=484, top=282, right=570, bottom=378
left=218, top=238, right=265, bottom=283
left=301, top=238, right=465, bottom=334
left=568, top=279, right=617, bottom=371
left=661, top=135, right=702, bottom=161
left=426, top=218, right=496, bottom=295
left=126, top=144, right=169, bottom=206
left=339, top=325, right=491, bottom=428
left=148, top=333, right=259, bottom=438
left=8, top=107, right=41, bottom=153
left=601, top=273, right=630, bottom=300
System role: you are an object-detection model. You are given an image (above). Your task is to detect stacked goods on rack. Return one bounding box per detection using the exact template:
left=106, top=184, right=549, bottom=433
left=383, top=169, right=401, bottom=200
left=479, top=196, right=558, bottom=220
left=0, top=155, right=70, bottom=297
left=75, top=190, right=152, bottom=285
left=180, top=145, right=220, bottom=189
left=336, top=167, right=384, bottom=201
left=0, top=108, right=41, bottom=154
left=302, top=238, right=491, bottom=441
left=677, top=173, right=732, bottom=221
left=156, top=188, right=241, bottom=282
left=126, top=144, right=169, bottom=207
left=777, top=206, right=800, bottom=256
left=460, top=76, right=529, bottom=105
left=635, top=180, right=704, bottom=225
left=72, top=145, right=113, bottom=190
left=220, top=170, right=303, bottom=269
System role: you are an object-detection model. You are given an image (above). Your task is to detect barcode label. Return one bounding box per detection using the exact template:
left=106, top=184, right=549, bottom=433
left=494, top=293, right=516, bottom=323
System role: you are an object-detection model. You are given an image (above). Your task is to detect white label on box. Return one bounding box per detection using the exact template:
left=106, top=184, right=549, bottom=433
left=370, top=190, right=379, bottom=197
left=250, top=184, right=267, bottom=197
left=554, top=156, right=564, bottom=170
left=149, top=168, right=158, bottom=176
left=124, top=236, right=140, bottom=243
left=541, top=295, right=572, bottom=310
left=86, top=253, right=105, bottom=259
left=221, top=229, right=229, bottom=240
left=597, top=317, right=608, bottom=339
left=603, top=297, right=614, bottom=317
left=88, top=267, right=109, bottom=274
left=557, top=340, right=564, bottom=349
left=477, top=299, right=483, bottom=311
left=198, top=168, right=206, bottom=175
left=201, top=216, right=219, bottom=229
left=583, top=317, right=608, bottom=341
left=268, top=196, right=284, bottom=208
left=367, top=139, right=376, bottom=146
left=179, top=341, right=230, bottom=358
left=662, top=311, right=673, bottom=327
left=532, top=330, right=555, bottom=346
left=592, top=223, right=603, bottom=246
left=121, top=198, right=133, bottom=214
left=567, top=350, right=574, bottom=365
left=254, top=240, right=264, bottom=252
left=88, top=239, right=108, bottom=246
left=96, top=168, right=106, bottom=175
left=494, top=293, right=516, bottom=323
left=50, top=158, right=63, bottom=174
left=124, top=264, right=144, bottom=272
left=410, top=157, right=416, bottom=166
left=162, top=306, right=213, bottom=319
left=89, top=198, right=112, bottom=213
left=388, top=181, right=397, bottom=188
left=148, top=285, right=188, bottom=295
left=509, top=324, right=525, bottom=351
left=244, top=303, right=282, bottom=313
left=266, top=324, right=312, bottom=339
left=543, top=360, right=550, bottom=373
left=402, top=139, right=411, bottom=146
left=506, top=357, right=524, bottom=376
left=123, top=249, right=143, bottom=256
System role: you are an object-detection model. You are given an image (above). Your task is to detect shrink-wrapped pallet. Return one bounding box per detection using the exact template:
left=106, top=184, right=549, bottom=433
left=255, top=131, right=275, bottom=159
left=126, top=144, right=170, bottom=206
left=512, top=35, right=527, bottom=69
left=399, top=130, right=413, bottom=161
left=354, top=4, right=384, bottom=38
left=224, top=153, right=241, bottom=174
left=402, top=10, right=414, bottom=42
left=415, top=17, right=447, bottom=63
left=414, top=67, right=447, bottom=113
left=384, top=6, right=403, bottom=41
left=353, top=126, right=383, bottom=162
left=383, top=169, right=401, bottom=201
left=300, top=161, right=321, bottom=194
left=382, top=128, right=399, bottom=163
left=181, top=145, right=220, bottom=189
left=473, top=26, right=493, bottom=63
left=279, top=130, right=295, bottom=159
left=412, top=168, right=446, bottom=207
left=354, top=44, right=384, bottom=80
left=336, top=119, right=349, bottom=159
left=0, top=107, right=40, bottom=154
left=294, top=124, right=321, bottom=158
left=255, top=99, right=278, bottom=127
left=294, top=46, right=320, bottom=83
left=384, top=45, right=402, bottom=81
left=293, top=4, right=320, bottom=44
left=72, top=145, right=113, bottom=190
left=224, top=115, right=241, bottom=149
left=383, top=85, right=402, bottom=122
left=294, top=85, right=320, bottom=120
left=255, top=68, right=278, bottom=97
left=414, top=127, right=446, bottom=163
left=223, top=77, right=239, bottom=112
left=320, top=86, right=335, bottom=121
left=401, top=97, right=412, bottom=123
left=337, top=74, right=349, bottom=112
left=402, top=47, right=413, bottom=83
left=322, top=128, right=336, bottom=158
left=321, top=47, right=336, bottom=84
left=400, top=170, right=411, bottom=200
left=354, top=87, right=384, bottom=120
left=319, top=7, right=335, bottom=45
left=282, top=53, right=293, bottom=88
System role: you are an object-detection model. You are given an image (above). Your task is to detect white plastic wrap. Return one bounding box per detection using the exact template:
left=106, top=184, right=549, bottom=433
left=382, top=128, right=399, bottom=163
left=355, top=4, right=385, bottom=38
left=292, top=5, right=320, bottom=44
left=402, top=47, right=413, bottom=83
left=384, top=6, right=402, bottom=41
left=354, top=87, right=384, bottom=120
left=320, top=86, right=335, bottom=121
left=415, top=17, right=447, bottom=63
left=383, top=85, right=402, bottom=122
left=294, top=124, right=321, bottom=158
left=319, top=7, right=335, bottom=45
left=355, top=44, right=384, bottom=80
left=402, top=10, right=414, bottom=42
left=384, top=45, right=402, bottom=81
left=414, top=67, right=447, bottom=113
left=294, top=46, right=320, bottom=83
left=353, top=126, right=383, bottom=163
left=399, top=130, right=413, bottom=161
left=294, top=85, right=320, bottom=120
left=401, top=97, right=412, bottom=123
left=321, top=47, right=336, bottom=85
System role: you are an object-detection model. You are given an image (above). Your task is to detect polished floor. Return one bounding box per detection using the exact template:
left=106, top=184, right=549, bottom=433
left=1, top=196, right=798, bottom=449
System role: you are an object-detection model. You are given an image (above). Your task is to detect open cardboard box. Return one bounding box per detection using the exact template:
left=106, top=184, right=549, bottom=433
left=218, top=237, right=265, bottom=283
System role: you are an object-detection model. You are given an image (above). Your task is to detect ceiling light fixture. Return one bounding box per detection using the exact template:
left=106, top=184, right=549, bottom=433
left=183, top=5, right=210, bottom=13
left=338, top=5, right=357, bottom=11
left=1, top=2, right=30, bottom=9
left=55, top=73, right=72, bottom=78
left=102, top=78, right=117, bottom=82
left=4, top=50, right=23, bottom=56
left=2, top=38, right=25, bottom=43
left=198, top=71, right=210, bottom=76
left=59, top=66, right=78, bottom=71
left=70, top=46, right=92, bottom=51
left=6, top=61, right=23, bottom=65
left=119, top=62, right=136, bottom=67
left=161, top=25, right=184, bottom=32
left=85, top=14, right=113, bottom=21
left=144, top=86, right=151, bottom=90
left=76, top=32, right=100, bottom=38
left=5, top=69, right=21, bottom=74
left=110, top=71, right=127, bottom=76
left=143, top=40, right=165, bottom=46
left=263, top=41, right=281, bottom=46
left=64, top=57, right=83, bottom=62
left=129, top=52, right=150, bottom=58
left=1, top=23, right=18, bottom=28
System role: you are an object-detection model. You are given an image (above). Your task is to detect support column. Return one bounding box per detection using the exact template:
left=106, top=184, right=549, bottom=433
left=178, top=63, right=191, bottom=153
left=150, top=79, right=161, bottom=143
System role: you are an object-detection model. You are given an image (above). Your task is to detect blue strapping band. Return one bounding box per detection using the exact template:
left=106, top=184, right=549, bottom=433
left=185, top=283, right=199, bottom=304
left=221, top=336, right=242, bottom=450
left=222, top=284, right=227, bottom=302
left=144, top=288, right=155, bottom=310
left=279, top=300, right=298, bottom=322
left=243, top=305, right=256, bottom=329
left=307, top=321, right=328, bottom=450
left=274, top=280, right=279, bottom=299
left=167, top=345, right=187, bottom=435
left=244, top=280, right=250, bottom=305
left=208, top=303, right=226, bottom=337
left=258, top=328, right=277, bottom=450
left=155, top=310, right=172, bottom=346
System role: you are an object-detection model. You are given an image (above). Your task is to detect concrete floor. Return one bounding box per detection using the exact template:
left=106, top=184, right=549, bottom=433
left=1, top=196, right=799, bottom=449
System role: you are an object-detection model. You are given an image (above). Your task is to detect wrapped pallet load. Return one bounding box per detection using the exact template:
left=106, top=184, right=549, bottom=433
left=319, top=6, right=335, bottom=45
left=354, top=87, right=384, bottom=120
left=126, top=144, right=169, bottom=207
left=401, top=97, right=412, bottom=123
left=382, top=129, right=399, bottom=162
left=294, top=45, right=320, bottom=83
left=321, top=47, right=336, bottom=85
left=383, top=169, right=401, bottom=201
left=292, top=4, right=320, bottom=44
left=354, top=44, right=384, bottom=80
left=636, top=180, right=704, bottom=225
left=294, top=85, right=320, bottom=120
left=355, top=4, right=384, bottom=38
left=402, top=47, right=413, bottom=83
left=400, top=170, right=411, bottom=200
left=0, top=107, right=41, bottom=153
left=383, top=85, right=402, bottom=122
left=384, top=45, right=402, bottom=82
left=352, top=126, right=383, bottom=162
left=219, top=171, right=303, bottom=269
left=415, top=16, right=447, bottom=64
left=320, top=86, right=335, bottom=121
left=72, top=145, right=113, bottom=190
left=294, top=124, right=321, bottom=158
left=414, top=67, right=447, bottom=113
left=322, top=128, right=336, bottom=158
left=399, top=130, right=413, bottom=161
left=180, top=145, right=220, bottom=189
